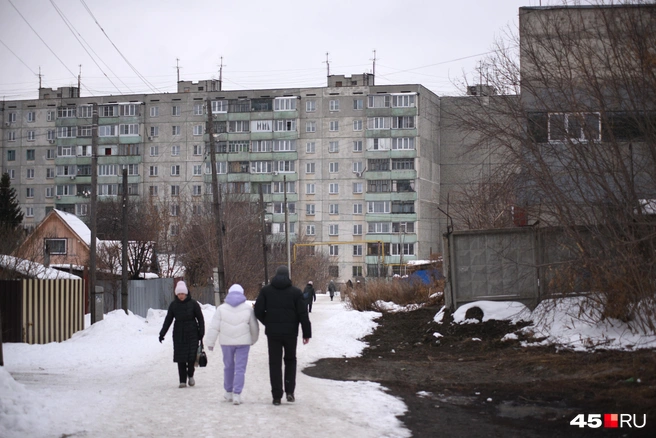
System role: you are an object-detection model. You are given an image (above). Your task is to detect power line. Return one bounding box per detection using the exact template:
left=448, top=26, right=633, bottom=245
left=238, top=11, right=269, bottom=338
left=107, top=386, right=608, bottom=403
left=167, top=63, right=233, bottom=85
left=79, top=0, right=161, bottom=94
left=0, top=37, right=38, bottom=77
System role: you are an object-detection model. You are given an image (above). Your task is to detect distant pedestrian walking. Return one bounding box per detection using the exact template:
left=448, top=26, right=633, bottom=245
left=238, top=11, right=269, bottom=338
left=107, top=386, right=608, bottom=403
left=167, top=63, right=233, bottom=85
left=205, top=284, right=259, bottom=405
left=328, top=280, right=336, bottom=301
left=159, top=281, right=205, bottom=388
left=303, top=281, right=316, bottom=313
left=254, top=266, right=312, bottom=405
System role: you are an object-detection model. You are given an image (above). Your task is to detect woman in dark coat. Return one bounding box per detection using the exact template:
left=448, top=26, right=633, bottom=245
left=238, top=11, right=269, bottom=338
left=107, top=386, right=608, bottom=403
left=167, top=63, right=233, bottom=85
left=303, top=281, right=316, bottom=313
left=159, top=280, right=205, bottom=388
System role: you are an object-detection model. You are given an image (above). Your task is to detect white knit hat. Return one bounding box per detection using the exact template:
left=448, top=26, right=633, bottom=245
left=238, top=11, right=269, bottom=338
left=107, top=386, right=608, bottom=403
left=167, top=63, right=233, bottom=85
left=175, top=281, right=188, bottom=295
left=228, top=284, right=244, bottom=294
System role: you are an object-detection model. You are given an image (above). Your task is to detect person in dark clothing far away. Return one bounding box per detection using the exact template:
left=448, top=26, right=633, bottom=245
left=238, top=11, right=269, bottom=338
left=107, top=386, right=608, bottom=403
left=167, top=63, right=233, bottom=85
left=303, top=281, right=316, bottom=313
left=328, top=280, right=336, bottom=301
left=254, top=266, right=311, bottom=405
left=159, top=280, right=205, bottom=388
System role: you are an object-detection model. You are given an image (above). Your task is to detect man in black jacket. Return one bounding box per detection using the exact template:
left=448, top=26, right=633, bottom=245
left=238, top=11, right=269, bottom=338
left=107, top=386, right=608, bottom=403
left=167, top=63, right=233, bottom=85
left=254, top=265, right=311, bottom=405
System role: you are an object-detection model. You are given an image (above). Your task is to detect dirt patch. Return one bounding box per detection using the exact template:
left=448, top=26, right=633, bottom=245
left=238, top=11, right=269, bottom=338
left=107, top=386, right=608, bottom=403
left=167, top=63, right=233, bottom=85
left=305, top=307, right=656, bottom=437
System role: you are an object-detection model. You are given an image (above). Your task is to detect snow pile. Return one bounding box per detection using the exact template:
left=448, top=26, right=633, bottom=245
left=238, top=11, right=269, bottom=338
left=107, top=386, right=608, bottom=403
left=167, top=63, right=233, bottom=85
left=374, top=301, right=424, bottom=313
left=452, top=301, right=529, bottom=324
left=0, top=368, right=52, bottom=437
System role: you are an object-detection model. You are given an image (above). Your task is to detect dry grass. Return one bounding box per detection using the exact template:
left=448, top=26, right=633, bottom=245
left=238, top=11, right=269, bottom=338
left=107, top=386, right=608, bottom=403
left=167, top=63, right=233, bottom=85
left=344, top=278, right=444, bottom=312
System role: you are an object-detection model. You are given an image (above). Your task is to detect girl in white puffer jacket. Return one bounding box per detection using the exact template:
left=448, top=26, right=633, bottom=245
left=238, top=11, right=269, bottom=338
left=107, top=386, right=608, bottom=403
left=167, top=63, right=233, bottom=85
left=205, top=284, right=259, bottom=405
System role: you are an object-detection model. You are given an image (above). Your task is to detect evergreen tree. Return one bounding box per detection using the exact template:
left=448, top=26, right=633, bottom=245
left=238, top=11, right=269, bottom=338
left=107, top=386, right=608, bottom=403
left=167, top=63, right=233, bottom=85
left=0, top=172, right=23, bottom=228
left=0, top=172, right=24, bottom=254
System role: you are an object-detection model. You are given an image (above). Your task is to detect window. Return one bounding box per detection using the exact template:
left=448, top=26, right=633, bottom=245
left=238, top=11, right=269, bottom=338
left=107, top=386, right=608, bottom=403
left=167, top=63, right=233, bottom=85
left=368, top=201, right=391, bottom=213
left=353, top=224, right=363, bottom=235
left=25, top=149, right=35, bottom=160
left=329, top=245, right=339, bottom=256
left=26, top=187, right=34, bottom=198
left=353, top=203, right=363, bottom=214
left=57, top=146, right=75, bottom=157
left=275, top=160, right=295, bottom=173
left=193, top=185, right=202, bottom=196
left=274, top=119, right=296, bottom=132
left=172, top=125, right=181, bottom=136
left=171, top=165, right=180, bottom=176
left=329, top=141, right=339, bottom=153
left=306, top=142, right=316, bottom=154
left=329, top=162, right=339, bottom=173
left=392, top=94, right=416, bottom=108
left=78, top=126, right=92, bottom=137
left=392, top=158, right=414, bottom=170
left=193, top=125, right=204, bottom=136
left=306, top=121, right=316, bottom=132
left=369, top=158, right=389, bottom=171
left=150, top=145, right=159, bottom=156
left=251, top=120, right=273, bottom=132
left=45, top=239, right=67, bottom=255
left=306, top=225, right=315, bottom=235
left=391, top=243, right=415, bottom=256
left=212, top=100, right=228, bottom=113
left=367, top=138, right=391, bottom=151
left=273, top=202, right=295, bottom=214
left=329, top=100, right=340, bottom=111
left=150, top=107, right=159, bottom=117
left=353, top=99, right=363, bottom=110
left=206, top=162, right=228, bottom=174
left=368, top=222, right=391, bottom=233
left=353, top=245, right=363, bottom=256
left=274, top=97, right=297, bottom=111
left=121, top=164, right=139, bottom=176
left=353, top=266, right=363, bottom=277
left=273, top=181, right=296, bottom=194
left=7, top=131, right=16, bottom=141
left=329, top=224, right=339, bottom=235
left=193, top=164, right=202, bottom=176
left=171, top=185, right=180, bottom=197
left=26, top=130, right=35, bottom=141
left=149, top=165, right=158, bottom=176
left=306, top=183, right=316, bottom=195
left=46, top=187, right=54, bottom=197
left=100, top=105, right=117, bottom=117
left=47, top=130, right=56, bottom=141
left=306, top=100, right=316, bottom=112
left=353, top=141, right=363, bottom=152
left=170, top=204, right=180, bottom=216
left=306, top=162, right=315, bottom=174
left=8, top=169, right=15, bottom=179
left=193, top=104, right=204, bottom=115
left=57, top=126, right=78, bottom=138
left=329, top=121, right=339, bottom=131
left=46, top=168, right=55, bottom=179
left=251, top=161, right=272, bottom=173
left=170, top=224, right=179, bottom=236
left=76, top=204, right=88, bottom=216
left=27, top=111, right=35, bottom=122
left=329, top=204, right=339, bottom=214
left=229, top=121, right=250, bottom=133
left=119, top=124, right=139, bottom=136
left=395, top=180, right=415, bottom=192
left=98, top=164, right=117, bottom=176
left=306, top=204, right=315, bottom=215
left=172, top=105, right=180, bottom=116
left=26, top=168, right=34, bottom=179
left=119, top=104, right=138, bottom=116
left=353, top=120, right=363, bottom=131
left=392, top=137, right=415, bottom=150
left=150, top=126, right=159, bottom=137
left=548, top=112, right=601, bottom=142
left=98, top=125, right=117, bottom=137
left=273, top=140, right=296, bottom=151
left=368, top=95, right=390, bottom=108
left=353, top=182, right=363, bottom=194
left=392, top=116, right=415, bottom=129
left=149, top=185, right=158, bottom=197
left=47, top=111, right=55, bottom=121
left=57, top=107, right=76, bottom=118
left=252, top=140, right=273, bottom=152
left=367, top=117, right=390, bottom=130
left=392, top=201, right=415, bottom=213
left=329, top=183, right=339, bottom=194
left=393, top=222, right=415, bottom=233
left=171, top=145, right=180, bottom=156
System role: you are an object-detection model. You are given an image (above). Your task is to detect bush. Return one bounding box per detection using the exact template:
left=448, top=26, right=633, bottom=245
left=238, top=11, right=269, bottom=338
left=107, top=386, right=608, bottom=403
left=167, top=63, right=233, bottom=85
left=344, top=278, right=444, bottom=312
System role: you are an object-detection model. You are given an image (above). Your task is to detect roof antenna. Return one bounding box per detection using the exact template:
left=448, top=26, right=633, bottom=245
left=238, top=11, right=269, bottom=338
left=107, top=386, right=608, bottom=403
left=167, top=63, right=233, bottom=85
left=176, top=58, right=181, bottom=82
left=371, top=49, right=377, bottom=76
left=324, top=52, right=330, bottom=77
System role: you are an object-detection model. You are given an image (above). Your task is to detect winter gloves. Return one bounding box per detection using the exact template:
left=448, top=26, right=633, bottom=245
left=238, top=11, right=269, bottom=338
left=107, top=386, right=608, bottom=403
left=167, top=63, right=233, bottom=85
left=159, top=334, right=164, bottom=343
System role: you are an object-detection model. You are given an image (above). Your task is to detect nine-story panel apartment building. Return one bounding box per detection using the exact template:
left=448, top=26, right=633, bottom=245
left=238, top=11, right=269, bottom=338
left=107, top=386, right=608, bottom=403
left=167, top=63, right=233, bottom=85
left=1, top=73, right=443, bottom=282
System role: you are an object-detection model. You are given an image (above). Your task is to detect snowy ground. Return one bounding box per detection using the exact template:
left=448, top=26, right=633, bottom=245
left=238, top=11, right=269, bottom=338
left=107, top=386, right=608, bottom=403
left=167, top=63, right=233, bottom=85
left=1, top=294, right=409, bottom=438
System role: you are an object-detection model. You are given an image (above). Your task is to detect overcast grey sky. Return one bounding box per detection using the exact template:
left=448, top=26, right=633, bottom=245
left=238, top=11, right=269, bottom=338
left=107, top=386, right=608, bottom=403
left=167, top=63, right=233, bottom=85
left=0, top=0, right=545, bottom=100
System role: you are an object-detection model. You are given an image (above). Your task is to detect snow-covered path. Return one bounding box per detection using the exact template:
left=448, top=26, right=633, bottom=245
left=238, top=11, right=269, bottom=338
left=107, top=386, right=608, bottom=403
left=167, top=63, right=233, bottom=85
left=2, top=294, right=410, bottom=438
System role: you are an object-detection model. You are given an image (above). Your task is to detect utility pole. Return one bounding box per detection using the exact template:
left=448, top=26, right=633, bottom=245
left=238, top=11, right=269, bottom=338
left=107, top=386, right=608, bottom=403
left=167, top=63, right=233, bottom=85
left=259, top=185, right=269, bottom=284
left=89, top=103, right=100, bottom=323
left=284, top=175, right=291, bottom=279
left=206, top=98, right=226, bottom=302
left=121, top=168, right=128, bottom=314
left=78, top=65, right=81, bottom=91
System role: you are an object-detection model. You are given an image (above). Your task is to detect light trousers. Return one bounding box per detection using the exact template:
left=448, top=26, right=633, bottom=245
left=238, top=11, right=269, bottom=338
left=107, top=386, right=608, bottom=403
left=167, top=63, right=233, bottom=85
left=221, top=345, right=251, bottom=394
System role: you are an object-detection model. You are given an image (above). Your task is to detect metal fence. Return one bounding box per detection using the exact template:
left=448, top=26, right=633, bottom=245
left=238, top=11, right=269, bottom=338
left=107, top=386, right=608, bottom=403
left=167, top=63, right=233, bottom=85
left=443, top=227, right=589, bottom=311
left=0, top=279, right=85, bottom=344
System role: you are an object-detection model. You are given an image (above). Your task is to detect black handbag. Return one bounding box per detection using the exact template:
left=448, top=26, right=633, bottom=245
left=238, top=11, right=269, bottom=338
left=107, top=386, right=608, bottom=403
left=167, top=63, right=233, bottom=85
left=197, top=341, right=208, bottom=367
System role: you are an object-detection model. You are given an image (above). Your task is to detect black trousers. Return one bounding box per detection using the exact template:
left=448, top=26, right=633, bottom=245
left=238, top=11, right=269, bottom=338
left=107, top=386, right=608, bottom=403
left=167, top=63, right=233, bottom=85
left=177, top=361, right=195, bottom=383
left=266, top=335, right=297, bottom=399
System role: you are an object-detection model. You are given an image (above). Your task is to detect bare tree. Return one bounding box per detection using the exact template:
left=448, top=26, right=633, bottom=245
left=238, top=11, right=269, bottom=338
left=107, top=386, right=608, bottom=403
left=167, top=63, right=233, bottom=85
left=447, top=3, right=656, bottom=331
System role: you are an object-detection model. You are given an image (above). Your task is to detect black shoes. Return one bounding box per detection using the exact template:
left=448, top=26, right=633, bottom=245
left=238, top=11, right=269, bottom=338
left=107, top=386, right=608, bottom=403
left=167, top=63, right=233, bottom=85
left=286, top=393, right=295, bottom=402
left=272, top=399, right=281, bottom=406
